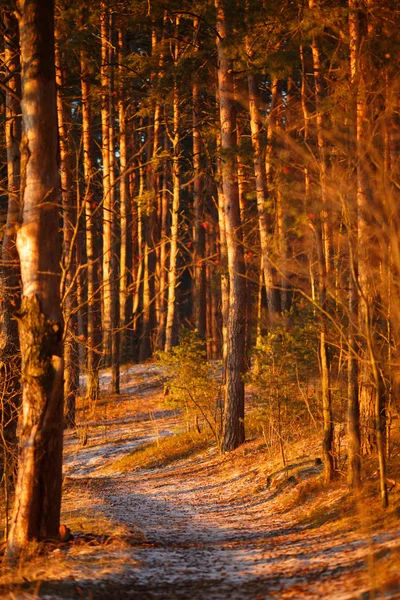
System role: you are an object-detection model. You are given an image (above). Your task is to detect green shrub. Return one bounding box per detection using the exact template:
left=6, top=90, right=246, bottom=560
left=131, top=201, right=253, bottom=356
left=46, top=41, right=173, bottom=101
left=156, top=328, right=222, bottom=447
left=249, top=308, right=320, bottom=456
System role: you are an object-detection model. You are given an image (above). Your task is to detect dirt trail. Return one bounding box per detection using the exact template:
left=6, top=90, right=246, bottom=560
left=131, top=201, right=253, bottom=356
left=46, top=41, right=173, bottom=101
left=2, top=363, right=400, bottom=599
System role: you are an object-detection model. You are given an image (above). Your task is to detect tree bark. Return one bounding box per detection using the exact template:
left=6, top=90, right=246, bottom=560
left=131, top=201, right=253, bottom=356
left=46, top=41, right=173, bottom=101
left=7, top=0, right=64, bottom=555
left=215, top=0, right=247, bottom=452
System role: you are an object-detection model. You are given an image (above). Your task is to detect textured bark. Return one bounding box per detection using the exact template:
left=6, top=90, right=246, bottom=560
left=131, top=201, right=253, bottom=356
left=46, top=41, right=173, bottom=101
left=216, top=0, right=247, bottom=452
left=7, top=0, right=63, bottom=555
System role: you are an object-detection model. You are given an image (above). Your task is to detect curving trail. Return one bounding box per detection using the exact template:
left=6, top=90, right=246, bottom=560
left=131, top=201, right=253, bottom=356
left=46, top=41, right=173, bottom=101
left=2, top=364, right=400, bottom=599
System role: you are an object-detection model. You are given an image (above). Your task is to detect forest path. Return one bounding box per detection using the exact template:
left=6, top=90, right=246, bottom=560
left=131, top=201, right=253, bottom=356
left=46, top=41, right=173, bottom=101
left=2, top=363, right=400, bottom=599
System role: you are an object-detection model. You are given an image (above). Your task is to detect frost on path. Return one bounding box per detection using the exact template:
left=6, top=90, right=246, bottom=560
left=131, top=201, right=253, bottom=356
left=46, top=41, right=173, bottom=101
left=2, top=363, right=400, bottom=599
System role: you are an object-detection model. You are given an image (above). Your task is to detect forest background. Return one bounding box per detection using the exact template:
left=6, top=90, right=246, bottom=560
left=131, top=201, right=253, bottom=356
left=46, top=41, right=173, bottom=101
left=1, top=0, right=400, bottom=555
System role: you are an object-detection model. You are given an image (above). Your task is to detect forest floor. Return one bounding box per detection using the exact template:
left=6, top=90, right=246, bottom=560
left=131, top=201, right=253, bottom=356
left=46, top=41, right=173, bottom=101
left=1, top=362, right=400, bottom=599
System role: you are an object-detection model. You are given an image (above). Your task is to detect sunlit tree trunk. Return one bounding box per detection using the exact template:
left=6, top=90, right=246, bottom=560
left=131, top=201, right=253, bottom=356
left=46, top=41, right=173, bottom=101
left=216, top=132, right=229, bottom=367
left=100, top=0, right=112, bottom=366
left=165, top=19, right=181, bottom=353
left=157, top=134, right=169, bottom=350
left=206, top=209, right=220, bottom=360
left=7, top=0, right=64, bottom=555
left=108, top=12, right=119, bottom=393
left=140, top=124, right=156, bottom=361
left=192, top=18, right=206, bottom=338
left=247, top=64, right=278, bottom=324
left=80, top=42, right=101, bottom=402
left=150, top=18, right=165, bottom=350
left=216, top=0, right=247, bottom=452
left=265, top=78, right=282, bottom=313
left=117, top=26, right=131, bottom=362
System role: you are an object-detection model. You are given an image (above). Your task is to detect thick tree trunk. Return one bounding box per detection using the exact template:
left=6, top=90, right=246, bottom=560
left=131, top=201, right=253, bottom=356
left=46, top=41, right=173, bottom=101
left=215, top=0, right=247, bottom=452
left=348, top=0, right=387, bottom=505
left=7, top=0, right=64, bottom=555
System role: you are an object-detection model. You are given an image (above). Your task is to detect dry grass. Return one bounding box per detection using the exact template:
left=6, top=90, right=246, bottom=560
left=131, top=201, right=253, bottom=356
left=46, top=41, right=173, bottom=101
left=108, top=429, right=213, bottom=473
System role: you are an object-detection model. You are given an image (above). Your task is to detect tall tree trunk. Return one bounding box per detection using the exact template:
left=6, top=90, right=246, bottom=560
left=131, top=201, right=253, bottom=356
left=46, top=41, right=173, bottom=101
left=100, top=0, right=112, bottom=366
left=118, top=26, right=129, bottom=362
left=165, top=20, right=181, bottom=353
left=108, top=12, right=119, bottom=394
left=192, top=18, right=207, bottom=338
left=157, top=134, right=169, bottom=350
left=216, top=132, right=229, bottom=367
left=347, top=3, right=361, bottom=490
left=247, top=65, right=278, bottom=324
left=0, top=11, right=21, bottom=490
left=7, top=0, right=64, bottom=555
left=349, top=0, right=387, bottom=505
left=80, top=42, right=101, bottom=402
left=140, top=122, right=156, bottom=361
left=308, top=0, right=334, bottom=482
left=215, top=0, right=247, bottom=452
left=55, top=36, right=79, bottom=428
